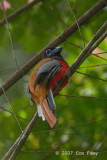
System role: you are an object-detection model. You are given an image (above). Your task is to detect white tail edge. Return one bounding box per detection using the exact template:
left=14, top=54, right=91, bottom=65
left=37, top=104, right=45, bottom=121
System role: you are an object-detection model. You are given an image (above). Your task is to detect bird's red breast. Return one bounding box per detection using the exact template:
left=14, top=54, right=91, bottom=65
left=50, top=59, right=70, bottom=93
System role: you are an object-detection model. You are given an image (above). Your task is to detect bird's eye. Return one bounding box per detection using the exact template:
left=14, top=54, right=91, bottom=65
left=46, top=49, right=51, bottom=55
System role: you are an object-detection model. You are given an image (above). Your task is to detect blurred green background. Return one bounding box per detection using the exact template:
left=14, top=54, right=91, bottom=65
left=0, top=0, right=107, bottom=159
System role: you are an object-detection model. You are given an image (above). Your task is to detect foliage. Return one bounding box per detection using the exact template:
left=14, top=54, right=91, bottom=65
left=0, top=0, right=107, bottom=160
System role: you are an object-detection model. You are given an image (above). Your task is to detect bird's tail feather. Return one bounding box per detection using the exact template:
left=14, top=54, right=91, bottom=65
left=39, top=98, right=57, bottom=128
left=37, top=104, right=45, bottom=121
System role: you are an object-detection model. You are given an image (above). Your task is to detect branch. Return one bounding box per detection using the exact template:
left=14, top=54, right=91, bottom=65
left=0, top=0, right=106, bottom=96
left=0, top=0, right=42, bottom=27
left=2, top=20, right=107, bottom=160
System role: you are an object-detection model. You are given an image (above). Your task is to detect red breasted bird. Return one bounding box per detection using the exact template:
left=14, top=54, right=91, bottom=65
left=27, top=47, right=70, bottom=128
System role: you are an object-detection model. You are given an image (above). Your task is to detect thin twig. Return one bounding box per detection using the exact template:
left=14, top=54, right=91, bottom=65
left=63, top=0, right=78, bottom=32
left=0, top=106, right=29, bottom=123
left=76, top=71, right=107, bottom=83
left=0, top=68, right=16, bottom=75
left=72, top=0, right=77, bottom=9
left=66, top=40, right=83, bottom=49
left=92, top=51, right=107, bottom=55
left=79, top=63, right=107, bottom=69
left=1, top=0, right=19, bottom=70
left=58, top=94, right=107, bottom=100
left=92, top=54, right=107, bottom=61
left=0, top=0, right=106, bottom=97
left=0, top=85, right=23, bottom=132
left=31, top=118, right=107, bottom=134
left=0, top=105, right=45, bottom=129
left=66, top=0, right=85, bottom=48
left=63, top=0, right=76, bottom=48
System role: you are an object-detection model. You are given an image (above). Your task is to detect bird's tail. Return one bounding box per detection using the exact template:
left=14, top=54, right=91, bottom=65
left=37, top=89, right=57, bottom=128
left=38, top=98, right=57, bottom=128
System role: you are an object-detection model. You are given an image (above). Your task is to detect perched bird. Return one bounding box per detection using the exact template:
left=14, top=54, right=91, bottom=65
left=27, top=47, right=70, bottom=128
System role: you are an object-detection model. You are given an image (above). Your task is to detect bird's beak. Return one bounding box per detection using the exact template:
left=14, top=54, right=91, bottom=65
left=51, top=47, right=63, bottom=55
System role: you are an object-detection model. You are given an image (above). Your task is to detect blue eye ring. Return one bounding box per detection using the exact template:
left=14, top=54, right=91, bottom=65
left=46, top=49, right=51, bottom=55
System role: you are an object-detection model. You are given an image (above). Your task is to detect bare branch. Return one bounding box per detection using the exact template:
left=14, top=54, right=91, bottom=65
left=0, top=0, right=42, bottom=27
left=0, top=0, right=106, bottom=96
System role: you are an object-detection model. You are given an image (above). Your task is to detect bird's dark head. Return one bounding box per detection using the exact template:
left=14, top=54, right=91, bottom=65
left=43, top=46, right=63, bottom=59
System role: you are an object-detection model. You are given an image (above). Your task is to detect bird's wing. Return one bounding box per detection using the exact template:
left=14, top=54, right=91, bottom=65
left=34, top=60, right=62, bottom=88
left=27, top=85, right=34, bottom=105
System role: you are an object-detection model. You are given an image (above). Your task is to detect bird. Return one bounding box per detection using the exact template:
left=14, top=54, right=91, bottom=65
left=27, top=46, right=70, bottom=128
